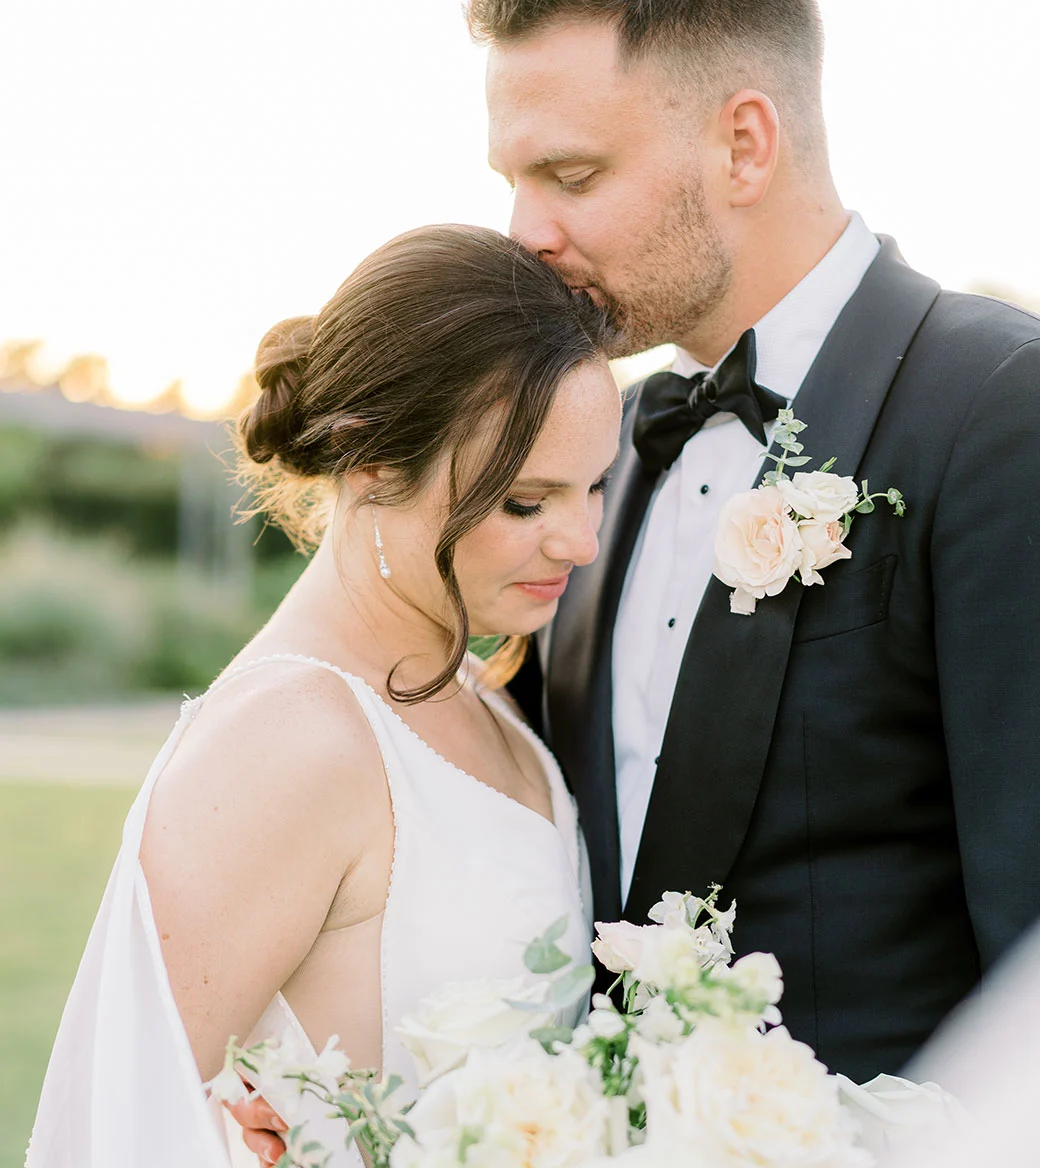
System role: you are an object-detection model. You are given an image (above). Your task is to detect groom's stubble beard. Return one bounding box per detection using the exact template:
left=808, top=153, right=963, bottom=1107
left=556, top=170, right=733, bottom=360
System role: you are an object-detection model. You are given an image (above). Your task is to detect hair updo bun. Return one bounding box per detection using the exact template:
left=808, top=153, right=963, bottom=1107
left=239, top=315, right=316, bottom=473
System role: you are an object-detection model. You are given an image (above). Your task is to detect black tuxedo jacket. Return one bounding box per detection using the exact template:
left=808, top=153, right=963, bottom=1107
left=521, top=239, right=1040, bottom=1082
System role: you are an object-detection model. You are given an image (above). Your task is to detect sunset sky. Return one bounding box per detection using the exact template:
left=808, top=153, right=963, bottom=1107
left=3, top=0, right=1038, bottom=414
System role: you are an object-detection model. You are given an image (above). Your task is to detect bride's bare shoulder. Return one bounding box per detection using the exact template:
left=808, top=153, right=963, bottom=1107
left=152, top=658, right=387, bottom=826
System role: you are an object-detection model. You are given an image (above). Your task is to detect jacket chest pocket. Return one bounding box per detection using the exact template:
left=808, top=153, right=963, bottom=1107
left=792, top=554, right=897, bottom=643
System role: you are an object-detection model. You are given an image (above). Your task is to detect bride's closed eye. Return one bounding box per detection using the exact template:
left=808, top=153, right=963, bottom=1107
left=502, top=474, right=611, bottom=520
left=502, top=496, right=545, bottom=518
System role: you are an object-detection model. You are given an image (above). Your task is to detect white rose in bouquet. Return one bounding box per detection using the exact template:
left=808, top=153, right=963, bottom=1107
left=836, top=1073, right=964, bottom=1160
left=592, top=920, right=654, bottom=974
left=396, top=976, right=555, bottom=1087
left=715, top=951, right=785, bottom=1025
left=777, top=472, right=860, bottom=523
left=634, top=1020, right=871, bottom=1168
left=391, top=1038, right=615, bottom=1168
left=634, top=924, right=723, bottom=992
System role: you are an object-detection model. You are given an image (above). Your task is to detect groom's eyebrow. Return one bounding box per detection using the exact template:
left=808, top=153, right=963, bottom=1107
left=528, top=148, right=590, bottom=169
left=489, top=148, right=596, bottom=179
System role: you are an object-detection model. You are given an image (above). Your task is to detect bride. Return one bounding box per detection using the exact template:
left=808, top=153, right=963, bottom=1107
left=27, top=224, right=621, bottom=1168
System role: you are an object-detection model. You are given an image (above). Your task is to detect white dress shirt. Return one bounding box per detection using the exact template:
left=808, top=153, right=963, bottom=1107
left=611, top=212, right=880, bottom=904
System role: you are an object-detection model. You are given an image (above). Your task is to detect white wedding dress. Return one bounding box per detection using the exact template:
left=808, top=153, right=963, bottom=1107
left=27, top=654, right=592, bottom=1168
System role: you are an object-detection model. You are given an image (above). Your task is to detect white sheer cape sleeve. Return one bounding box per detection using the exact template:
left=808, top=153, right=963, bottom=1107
left=26, top=708, right=231, bottom=1168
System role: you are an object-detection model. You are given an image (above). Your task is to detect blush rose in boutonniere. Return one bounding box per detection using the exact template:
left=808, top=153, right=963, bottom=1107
left=714, top=411, right=905, bottom=614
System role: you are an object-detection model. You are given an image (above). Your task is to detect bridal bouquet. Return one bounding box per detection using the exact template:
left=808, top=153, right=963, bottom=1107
left=213, top=889, right=959, bottom=1168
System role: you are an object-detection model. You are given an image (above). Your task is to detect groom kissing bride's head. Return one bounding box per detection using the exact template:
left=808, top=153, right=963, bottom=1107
left=473, top=0, right=841, bottom=365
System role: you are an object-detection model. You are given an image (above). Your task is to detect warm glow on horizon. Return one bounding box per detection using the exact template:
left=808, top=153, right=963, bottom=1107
left=3, top=0, right=1039, bottom=417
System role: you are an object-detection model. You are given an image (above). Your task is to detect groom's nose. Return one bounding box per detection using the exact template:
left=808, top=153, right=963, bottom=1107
left=509, top=186, right=568, bottom=264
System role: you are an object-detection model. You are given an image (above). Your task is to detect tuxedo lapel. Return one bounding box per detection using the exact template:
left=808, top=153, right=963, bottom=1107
left=547, top=401, right=659, bottom=921
left=624, top=238, right=941, bottom=923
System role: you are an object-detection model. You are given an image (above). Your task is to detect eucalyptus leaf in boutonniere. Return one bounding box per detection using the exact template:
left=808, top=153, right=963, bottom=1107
left=713, top=411, right=905, bottom=615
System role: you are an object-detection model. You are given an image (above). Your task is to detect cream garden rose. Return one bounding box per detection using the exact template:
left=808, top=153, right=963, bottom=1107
left=390, top=1038, right=614, bottom=1168
left=798, top=518, right=852, bottom=585
left=396, top=976, right=554, bottom=1087
left=778, top=471, right=860, bottom=523
left=714, top=486, right=804, bottom=614
left=836, top=1073, right=964, bottom=1160
left=635, top=1021, right=871, bottom=1168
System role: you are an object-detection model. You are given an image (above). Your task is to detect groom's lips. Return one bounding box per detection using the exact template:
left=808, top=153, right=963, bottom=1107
left=569, top=284, right=606, bottom=308
left=514, top=575, right=570, bottom=602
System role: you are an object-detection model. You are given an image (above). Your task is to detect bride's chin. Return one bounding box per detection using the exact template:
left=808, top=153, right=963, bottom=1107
left=471, top=603, right=559, bottom=640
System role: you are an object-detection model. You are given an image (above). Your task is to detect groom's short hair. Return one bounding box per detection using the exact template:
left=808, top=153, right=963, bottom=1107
left=467, top=0, right=827, bottom=164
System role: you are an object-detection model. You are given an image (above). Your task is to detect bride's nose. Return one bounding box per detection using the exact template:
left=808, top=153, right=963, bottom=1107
left=541, top=504, right=600, bottom=567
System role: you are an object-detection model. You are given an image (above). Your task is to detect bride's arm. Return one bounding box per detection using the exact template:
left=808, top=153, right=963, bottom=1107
left=140, top=665, right=389, bottom=1081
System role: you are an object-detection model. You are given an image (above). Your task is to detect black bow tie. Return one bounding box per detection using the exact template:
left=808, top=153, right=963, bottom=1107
left=632, top=329, right=787, bottom=473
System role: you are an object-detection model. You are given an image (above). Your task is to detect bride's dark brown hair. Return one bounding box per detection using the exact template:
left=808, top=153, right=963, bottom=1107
left=238, top=224, right=612, bottom=703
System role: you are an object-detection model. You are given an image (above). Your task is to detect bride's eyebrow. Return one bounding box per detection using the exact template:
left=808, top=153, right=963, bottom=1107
left=510, top=477, right=568, bottom=490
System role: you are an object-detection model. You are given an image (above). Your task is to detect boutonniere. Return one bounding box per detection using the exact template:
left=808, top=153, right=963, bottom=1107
left=713, top=410, right=905, bottom=615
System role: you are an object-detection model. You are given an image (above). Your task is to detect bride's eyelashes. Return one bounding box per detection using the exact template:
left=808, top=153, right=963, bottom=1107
left=502, top=475, right=611, bottom=520
left=502, top=496, right=544, bottom=519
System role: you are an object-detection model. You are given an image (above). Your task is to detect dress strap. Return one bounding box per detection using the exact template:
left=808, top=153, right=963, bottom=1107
left=182, top=653, right=370, bottom=719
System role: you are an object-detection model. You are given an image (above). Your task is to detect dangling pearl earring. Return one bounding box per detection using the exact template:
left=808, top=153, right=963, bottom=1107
left=369, top=495, right=391, bottom=580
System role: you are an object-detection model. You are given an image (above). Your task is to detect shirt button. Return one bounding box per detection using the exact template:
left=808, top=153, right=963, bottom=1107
left=667, top=617, right=676, bottom=628
left=700, top=483, right=710, bottom=495
left=654, top=755, right=662, bottom=765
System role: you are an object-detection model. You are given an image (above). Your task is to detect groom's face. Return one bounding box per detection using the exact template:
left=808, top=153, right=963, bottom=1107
left=487, top=20, right=733, bottom=357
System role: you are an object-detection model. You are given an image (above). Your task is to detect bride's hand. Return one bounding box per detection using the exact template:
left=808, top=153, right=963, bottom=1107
left=223, top=1091, right=287, bottom=1166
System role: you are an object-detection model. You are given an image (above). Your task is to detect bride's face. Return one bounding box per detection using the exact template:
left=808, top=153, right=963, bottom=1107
left=453, top=358, right=621, bottom=636
left=374, top=358, right=620, bottom=638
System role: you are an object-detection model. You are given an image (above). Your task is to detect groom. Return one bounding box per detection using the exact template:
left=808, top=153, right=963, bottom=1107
left=475, top=0, right=1040, bottom=1079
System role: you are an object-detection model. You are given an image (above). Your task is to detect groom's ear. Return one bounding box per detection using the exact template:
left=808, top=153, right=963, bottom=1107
left=717, top=88, right=780, bottom=209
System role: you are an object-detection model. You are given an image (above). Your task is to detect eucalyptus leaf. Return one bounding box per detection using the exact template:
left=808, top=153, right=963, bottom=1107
left=504, top=995, right=556, bottom=1012
left=544, top=963, right=597, bottom=1011
left=531, top=1025, right=575, bottom=1051
left=784, top=455, right=812, bottom=466
left=525, top=916, right=573, bottom=974
left=855, top=500, right=876, bottom=514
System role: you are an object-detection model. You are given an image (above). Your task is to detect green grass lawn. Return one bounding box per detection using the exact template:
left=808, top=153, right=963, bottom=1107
left=0, top=781, right=135, bottom=1168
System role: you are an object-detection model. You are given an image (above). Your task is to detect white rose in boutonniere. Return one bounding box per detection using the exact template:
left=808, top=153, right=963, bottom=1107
left=713, top=486, right=804, bottom=615
left=797, top=518, right=852, bottom=586
left=777, top=471, right=859, bottom=522
left=714, top=411, right=905, bottom=615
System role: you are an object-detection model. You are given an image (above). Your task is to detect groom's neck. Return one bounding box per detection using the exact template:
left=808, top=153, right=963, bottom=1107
left=678, top=179, right=849, bottom=367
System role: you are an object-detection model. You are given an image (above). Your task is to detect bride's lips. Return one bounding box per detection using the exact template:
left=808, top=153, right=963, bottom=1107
left=514, top=575, right=570, bottom=602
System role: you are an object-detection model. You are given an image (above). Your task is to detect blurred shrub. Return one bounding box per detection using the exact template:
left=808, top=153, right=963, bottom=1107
left=0, top=423, right=295, bottom=560
left=0, top=525, right=307, bottom=705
